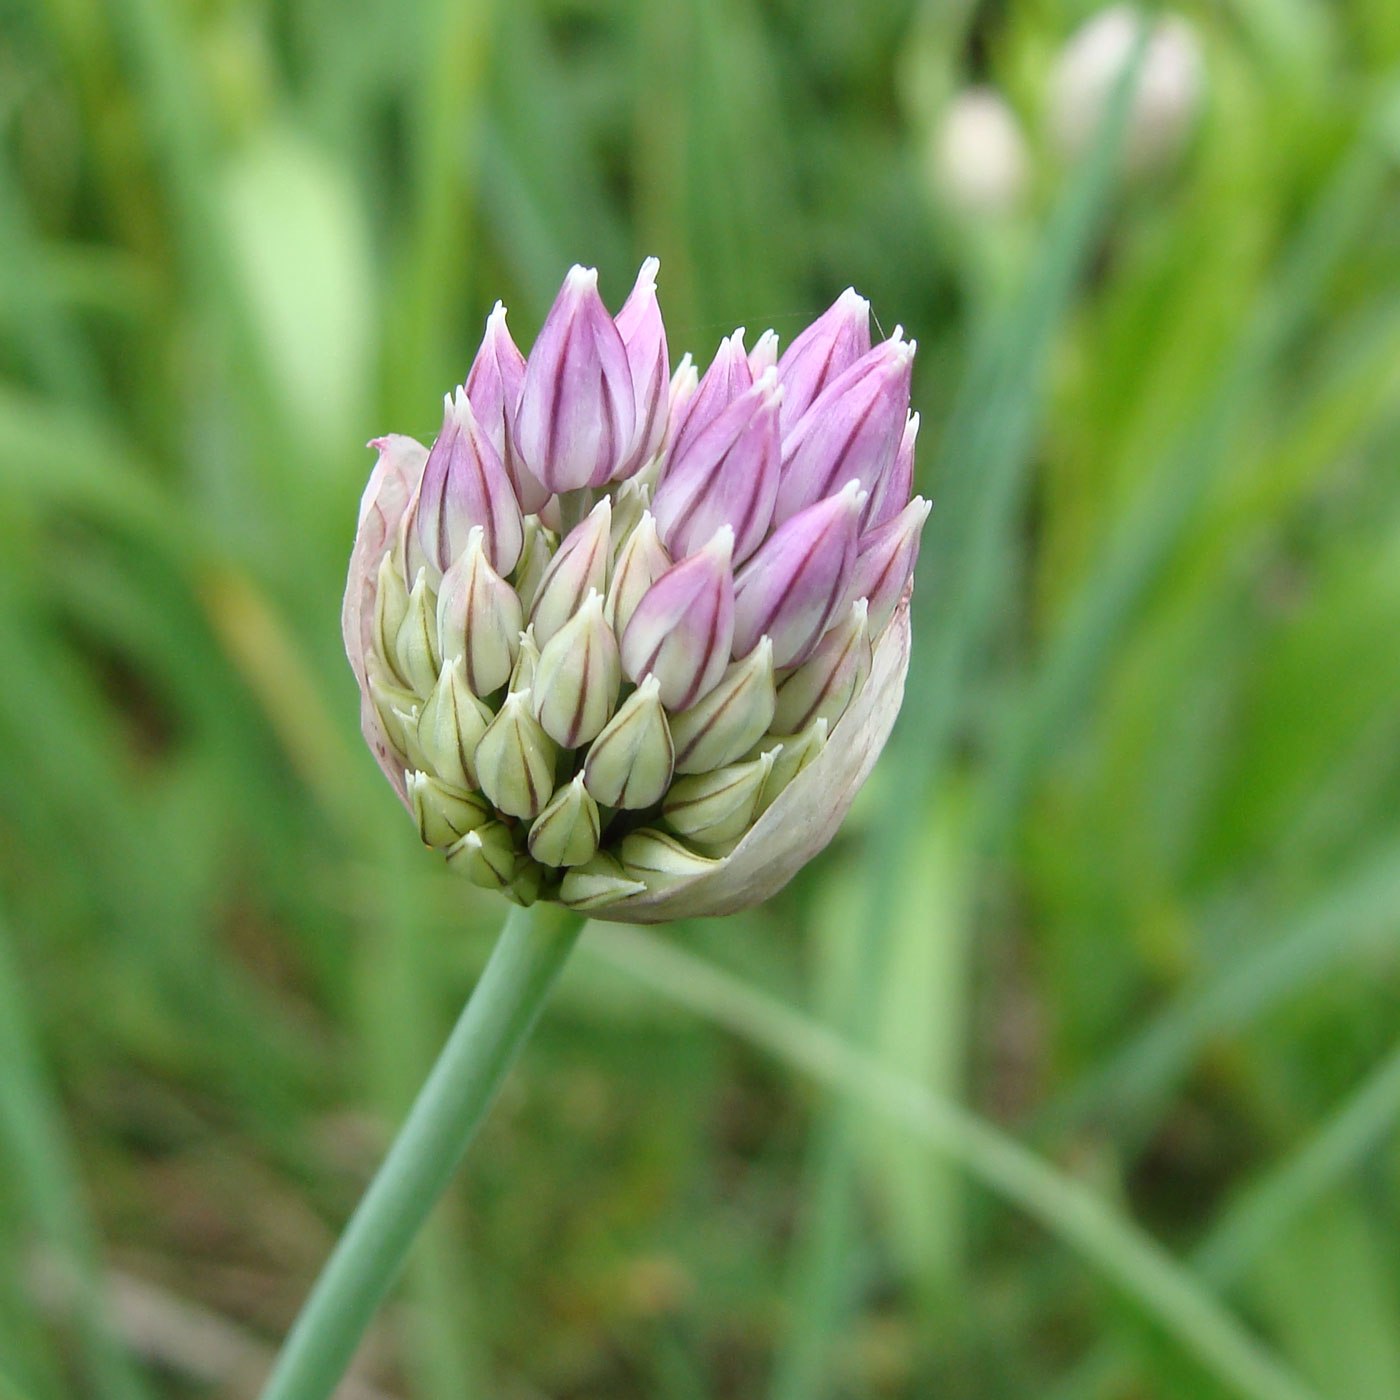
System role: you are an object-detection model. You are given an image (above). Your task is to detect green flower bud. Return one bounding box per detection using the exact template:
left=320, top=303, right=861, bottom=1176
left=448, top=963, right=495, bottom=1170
left=605, top=509, right=671, bottom=636
left=437, top=527, right=523, bottom=696
left=771, top=598, right=871, bottom=735
left=620, top=828, right=720, bottom=894
left=509, top=625, right=540, bottom=693
left=582, top=674, right=674, bottom=810
left=753, top=717, right=827, bottom=815
left=473, top=690, right=556, bottom=819
left=557, top=851, right=648, bottom=912
left=373, top=552, right=412, bottom=688
left=532, top=590, right=621, bottom=747
left=528, top=772, right=602, bottom=868
left=504, top=857, right=546, bottom=907
left=445, top=821, right=518, bottom=890
left=663, top=749, right=777, bottom=847
left=408, top=771, right=492, bottom=848
left=530, top=497, right=611, bottom=645
left=609, top=476, right=652, bottom=558
left=368, top=660, right=421, bottom=762
left=513, top=515, right=557, bottom=615
left=416, top=655, right=493, bottom=790
left=669, top=636, right=776, bottom=774
left=393, top=567, right=441, bottom=698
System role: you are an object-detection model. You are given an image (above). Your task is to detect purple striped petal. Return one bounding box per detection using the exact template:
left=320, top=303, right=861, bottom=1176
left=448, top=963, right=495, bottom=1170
left=620, top=527, right=736, bottom=710
left=613, top=257, right=670, bottom=480
left=665, top=329, right=752, bottom=466
left=864, top=410, right=919, bottom=529
left=514, top=265, right=636, bottom=492
left=846, top=495, right=930, bottom=633
left=465, top=302, right=548, bottom=514
left=732, top=480, right=864, bottom=666
left=650, top=370, right=781, bottom=564
left=409, top=389, right=524, bottom=578
left=773, top=330, right=915, bottom=528
left=776, top=287, right=871, bottom=435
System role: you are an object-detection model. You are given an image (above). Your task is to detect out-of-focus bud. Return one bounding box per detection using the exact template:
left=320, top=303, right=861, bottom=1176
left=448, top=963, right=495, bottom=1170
left=394, top=569, right=442, bottom=698
left=558, top=851, right=648, bottom=911
left=529, top=497, right=612, bottom=644
left=1048, top=6, right=1203, bottom=174
left=446, top=821, right=519, bottom=890
left=410, top=390, right=524, bottom=578
left=532, top=590, right=620, bottom=746
left=620, top=526, right=736, bottom=710
left=583, top=674, right=675, bottom=809
left=409, top=770, right=492, bottom=848
left=771, top=598, right=871, bottom=735
left=474, top=690, right=556, bottom=819
left=669, top=638, right=776, bottom=774
left=930, top=87, right=1029, bottom=218
left=752, top=716, right=827, bottom=815
left=606, top=510, right=672, bottom=635
left=465, top=302, right=548, bottom=513
left=437, top=527, right=523, bottom=696
left=614, top=257, right=670, bottom=478
left=417, top=656, right=493, bottom=790
left=663, top=749, right=777, bottom=848
left=667, top=330, right=752, bottom=462
left=732, top=481, right=864, bottom=667
left=865, top=411, right=919, bottom=530
left=776, top=287, right=871, bottom=435
left=515, top=265, right=637, bottom=491
left=846, top=496, right=930, bottom=632
left=748, top=329, right=779, bottom=378
left=651, top=370, right=781, bottom=563
left=528, top=773, right=602, bottom=867
left=775, top=332, right=915, bottom=527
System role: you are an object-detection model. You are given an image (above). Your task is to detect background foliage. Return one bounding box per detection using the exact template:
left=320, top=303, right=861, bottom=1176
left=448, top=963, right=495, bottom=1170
left=2, top=0, right=1400, bottom=1396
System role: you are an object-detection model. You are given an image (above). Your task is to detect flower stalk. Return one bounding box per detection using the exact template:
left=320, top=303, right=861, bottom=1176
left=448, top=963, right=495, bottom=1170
left=258, top=903, right=581, bottom=1400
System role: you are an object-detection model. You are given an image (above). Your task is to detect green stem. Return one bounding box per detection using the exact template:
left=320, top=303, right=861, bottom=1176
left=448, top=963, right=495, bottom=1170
left=259, top=902, right=581, bottom=1400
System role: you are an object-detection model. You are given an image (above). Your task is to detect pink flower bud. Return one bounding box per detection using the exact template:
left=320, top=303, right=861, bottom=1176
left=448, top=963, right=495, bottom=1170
left=515, top=265, right=636, bottom=492
left=650, top=370, right=781, bottom=563
left=528, top=497, right=612, bottom=645
left=408, top=389, right=524, bottom=578
left=666, top=329, right=752, bottom=465
left=465, top=302, right=548, bottom=513
left=845, top=495, right=930, bottom=633
left=774, top=331, right=915, bottom=529
left=613, top=256, right=670, bottom=480
left=865, top=411, right=919, bottom=530
left=620, top=526, right=736, bottom=710
left=732, top=480, right=865, bottom=667
left=776, top=287, right=871, bottom=435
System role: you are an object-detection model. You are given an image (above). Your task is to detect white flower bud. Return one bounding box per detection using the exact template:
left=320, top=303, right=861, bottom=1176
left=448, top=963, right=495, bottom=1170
left=582, top=674, right=675, bottom=810
left=528, top=773, right=602, bottom=868
left=662, top=749, right=778, bottom=848
left=669, top=638, right=776, bottom=774
left=557, top=852, right=648, bottom=912
left=416, top=656, right=493, bottom=790
left=532, top=590, right=621, bottom=747
left=408, top=770, right=492, bottom=848
left=393, top=568, right=441, bottom=698
left=437, top=527, right=524, bottom=697
left=473, top=690, right=556, bottom=819
left=771, top=598, right=871, bottom=736
left=931, top=87, right=1029, bottom=217
left=1048, top=6, right=1203, bottom=174
left=445, top=821, right=519, bottom=890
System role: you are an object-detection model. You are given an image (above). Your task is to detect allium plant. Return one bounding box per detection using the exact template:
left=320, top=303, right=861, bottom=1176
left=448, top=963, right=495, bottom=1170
left=344, top=260, right=926, bottom=921
left=264, top=265, right=924, bottom=1400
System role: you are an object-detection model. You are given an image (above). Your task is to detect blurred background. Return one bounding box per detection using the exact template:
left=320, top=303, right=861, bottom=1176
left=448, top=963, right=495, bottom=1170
left=3, top=0, right=1400, bottom=1396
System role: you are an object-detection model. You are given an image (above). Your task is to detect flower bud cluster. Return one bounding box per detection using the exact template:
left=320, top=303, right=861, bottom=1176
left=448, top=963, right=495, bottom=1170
left=344, top=261, right=926, bottom=919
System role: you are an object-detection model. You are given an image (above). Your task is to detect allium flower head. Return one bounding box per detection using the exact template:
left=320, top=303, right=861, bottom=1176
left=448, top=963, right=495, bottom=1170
left=344, top=263, right=925, bottom=921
